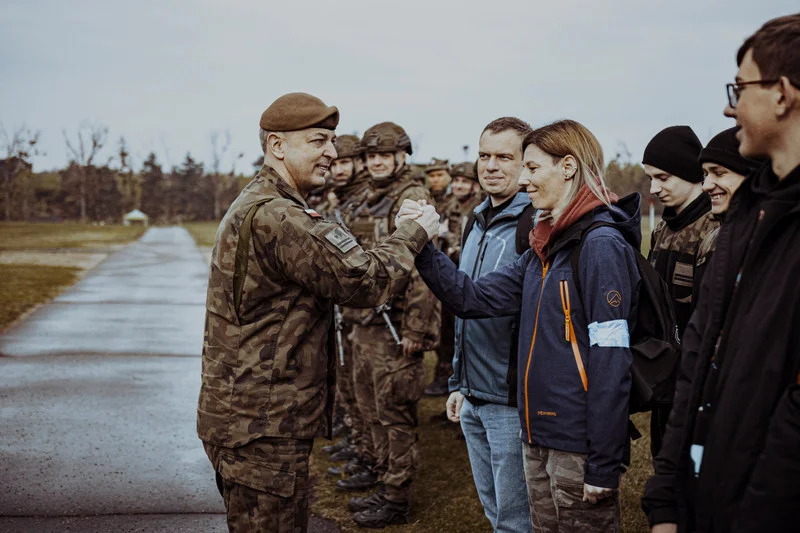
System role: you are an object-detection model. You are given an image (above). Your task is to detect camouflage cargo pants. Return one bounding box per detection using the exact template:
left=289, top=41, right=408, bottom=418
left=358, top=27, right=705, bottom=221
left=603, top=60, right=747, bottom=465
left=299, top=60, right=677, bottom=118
left=352, top=323, right=426, bottom=503
left=522, top=443, right=619, bottom=533
left=335, top=322, right=362, bottom=438
left=203, top=437, right=313, bottom=533
left=351, top=325, right=379, bottom=465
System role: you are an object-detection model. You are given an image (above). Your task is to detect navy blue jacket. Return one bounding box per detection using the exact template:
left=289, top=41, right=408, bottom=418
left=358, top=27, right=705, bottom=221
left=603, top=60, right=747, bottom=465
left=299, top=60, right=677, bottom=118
left=450, top=192, right=532, bottom=405
left=417, top=195, right=641, bottom=488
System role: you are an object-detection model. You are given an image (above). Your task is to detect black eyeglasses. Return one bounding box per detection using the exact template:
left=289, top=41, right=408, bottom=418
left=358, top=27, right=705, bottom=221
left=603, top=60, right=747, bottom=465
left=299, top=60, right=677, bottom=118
left=726, top=79, right=780, bottom=108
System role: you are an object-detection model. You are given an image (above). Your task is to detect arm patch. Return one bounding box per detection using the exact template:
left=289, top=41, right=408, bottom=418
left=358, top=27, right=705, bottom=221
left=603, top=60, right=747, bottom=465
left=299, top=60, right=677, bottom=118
left=324, top=226, right=358, bottom=253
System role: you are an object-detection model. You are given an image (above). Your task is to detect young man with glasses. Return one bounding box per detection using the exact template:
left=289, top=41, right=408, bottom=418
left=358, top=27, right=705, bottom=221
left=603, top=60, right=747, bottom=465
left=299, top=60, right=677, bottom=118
left=643, top=13, right=800, bottom=533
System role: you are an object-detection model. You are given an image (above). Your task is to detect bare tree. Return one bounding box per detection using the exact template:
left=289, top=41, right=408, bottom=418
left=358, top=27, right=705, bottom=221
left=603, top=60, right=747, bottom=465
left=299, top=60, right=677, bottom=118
left=210, top=130, right=238, bottom=220
left=63, top=122, right=108, bottom=222
left=1, top=123, right=42, bottom=221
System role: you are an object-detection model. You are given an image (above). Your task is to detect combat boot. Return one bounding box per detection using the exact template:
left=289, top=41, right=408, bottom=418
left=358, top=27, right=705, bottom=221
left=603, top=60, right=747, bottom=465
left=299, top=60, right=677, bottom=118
left=345, top=456, right=372, bottom=476
left=336, top=469, right=378, bottom=492
left=329, top=444, right=356, bottom=462
left=348, top=485, right=386, bottom=512
left=322, top=438, right=349, bottom=455
left=352, top=499, right=410, bottom=528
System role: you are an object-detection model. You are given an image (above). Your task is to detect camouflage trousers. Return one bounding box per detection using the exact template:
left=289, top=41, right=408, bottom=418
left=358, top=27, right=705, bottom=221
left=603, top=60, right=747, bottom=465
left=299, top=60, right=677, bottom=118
left=335, top=322, right=365, bottom=441
left=203, top=437, right=313, bottom=533
left=352, top=323, right=426, bottom=503
left=522, top=443, right=620, bottom=533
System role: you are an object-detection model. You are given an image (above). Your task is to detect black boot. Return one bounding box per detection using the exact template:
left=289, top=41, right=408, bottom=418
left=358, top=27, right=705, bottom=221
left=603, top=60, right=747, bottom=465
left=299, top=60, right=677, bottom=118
left=322, top=438, right=349, bottom=455
left=345, top=457, right=372, bottom=476
left=329, top=445, right=356, bottom=462
left=352, top=499, right=410, bottom=528
left=336, top=469, right=378, bottom=492
left=348, top=485, right=386, bottom=513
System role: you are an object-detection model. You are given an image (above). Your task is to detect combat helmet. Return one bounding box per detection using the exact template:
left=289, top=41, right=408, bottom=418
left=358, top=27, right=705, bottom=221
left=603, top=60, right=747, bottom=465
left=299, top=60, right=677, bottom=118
left=425, top=158, right=449, bottom=174
left=450, top=161, right=478, bottom=181
left=361, top=122, right=413, bottom=155
left=334, top=134, right=362, bottom=160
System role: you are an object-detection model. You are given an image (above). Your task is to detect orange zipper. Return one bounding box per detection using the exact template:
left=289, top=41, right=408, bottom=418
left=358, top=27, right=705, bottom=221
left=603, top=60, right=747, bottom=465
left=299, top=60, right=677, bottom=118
left=523, top=260, right=549, bottom=443
left=560, top=279, right=588, bottom=392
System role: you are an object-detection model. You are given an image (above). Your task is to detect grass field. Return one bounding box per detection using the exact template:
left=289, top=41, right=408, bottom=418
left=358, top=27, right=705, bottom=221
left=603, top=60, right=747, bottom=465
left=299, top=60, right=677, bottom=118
left=182, top=221, right=220, bottom=247
left=0, top=222, right=146, bottom=250
left=0, top=264, right=81, bottom=330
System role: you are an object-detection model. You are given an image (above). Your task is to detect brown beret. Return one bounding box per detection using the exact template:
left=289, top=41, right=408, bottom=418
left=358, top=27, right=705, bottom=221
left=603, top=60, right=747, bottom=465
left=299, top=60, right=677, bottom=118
left=259, top=92, right=339, bottom=132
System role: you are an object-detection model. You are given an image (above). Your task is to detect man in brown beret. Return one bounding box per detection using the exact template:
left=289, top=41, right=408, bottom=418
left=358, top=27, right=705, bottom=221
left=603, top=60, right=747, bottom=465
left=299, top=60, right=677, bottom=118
left=197, top=93, right=440, bottom=533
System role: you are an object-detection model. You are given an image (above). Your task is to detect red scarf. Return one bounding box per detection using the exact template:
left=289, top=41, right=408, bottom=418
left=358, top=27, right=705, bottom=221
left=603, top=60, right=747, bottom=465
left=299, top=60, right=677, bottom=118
left=529, top=185, right=619, bottom=263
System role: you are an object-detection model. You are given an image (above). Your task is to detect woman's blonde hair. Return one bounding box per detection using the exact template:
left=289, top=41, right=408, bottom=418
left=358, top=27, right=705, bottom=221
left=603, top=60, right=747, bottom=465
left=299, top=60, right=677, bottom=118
left=522, top=120, right=612, bottom=220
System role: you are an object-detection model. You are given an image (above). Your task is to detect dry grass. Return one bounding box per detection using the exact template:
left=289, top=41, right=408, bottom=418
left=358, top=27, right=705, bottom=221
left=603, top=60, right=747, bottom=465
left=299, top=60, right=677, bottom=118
left=0, top=222, right=145, bottom=250
left=182, top=221, right=220, bottom=247
left=0, top=264, right=81, bottom=330
left=309, top=352, right=493, bottom=533
left=309, top=354, right=653, bottom=533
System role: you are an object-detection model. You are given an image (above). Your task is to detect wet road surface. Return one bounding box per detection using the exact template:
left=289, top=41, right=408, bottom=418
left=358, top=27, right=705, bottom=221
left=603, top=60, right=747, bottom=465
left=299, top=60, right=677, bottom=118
left=0, top=227, right=339, bottom=532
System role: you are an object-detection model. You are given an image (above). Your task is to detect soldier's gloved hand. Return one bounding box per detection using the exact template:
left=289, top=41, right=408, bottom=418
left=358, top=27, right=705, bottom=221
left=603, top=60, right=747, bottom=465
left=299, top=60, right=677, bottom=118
left=446, top=391, right=465, bottom=422
left=415, top=204, right=441, bottom=241
left=582, top=483, right=615, bottom=504
left=395, top=199, right=424, bottom=226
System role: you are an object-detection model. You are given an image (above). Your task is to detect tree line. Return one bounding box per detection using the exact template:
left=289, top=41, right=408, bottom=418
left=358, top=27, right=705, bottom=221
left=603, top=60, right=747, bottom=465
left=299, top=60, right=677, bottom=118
left=1, top=123, right=653, bottom=224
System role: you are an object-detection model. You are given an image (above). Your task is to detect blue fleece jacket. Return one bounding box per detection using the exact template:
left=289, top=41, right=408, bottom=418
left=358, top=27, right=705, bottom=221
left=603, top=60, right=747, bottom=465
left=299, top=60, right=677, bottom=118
left=416, top=196, right=641, bottom=488
left=450, top=192, right=531, bottom=405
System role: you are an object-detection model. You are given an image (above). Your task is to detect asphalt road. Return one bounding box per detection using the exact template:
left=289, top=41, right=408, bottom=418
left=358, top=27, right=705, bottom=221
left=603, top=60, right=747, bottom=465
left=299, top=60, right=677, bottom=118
left=0, top=227, right=338, bottom=533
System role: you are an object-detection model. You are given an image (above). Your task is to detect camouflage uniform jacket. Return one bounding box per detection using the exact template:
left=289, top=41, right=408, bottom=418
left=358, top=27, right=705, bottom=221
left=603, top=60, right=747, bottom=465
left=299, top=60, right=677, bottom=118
left=197, top=165, right=429, bottom=448
left=348, top=167, right=441, bottom=349
left=440, top=192, right=484, bottom=260
left=692, top=221, right=721, bottom=306
left=648, top=194, right=718, bottom=333
left=316, top=171, right=371, bottom=225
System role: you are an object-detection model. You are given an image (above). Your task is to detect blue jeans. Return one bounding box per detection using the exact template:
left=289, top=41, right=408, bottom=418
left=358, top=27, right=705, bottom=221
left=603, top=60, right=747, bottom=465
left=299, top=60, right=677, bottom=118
left=460, top=399, right=532, bottom=533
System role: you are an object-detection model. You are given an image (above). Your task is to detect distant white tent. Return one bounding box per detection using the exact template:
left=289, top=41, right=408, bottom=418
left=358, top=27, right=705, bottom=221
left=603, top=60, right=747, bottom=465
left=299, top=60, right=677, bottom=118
left=123, top=209, right=149, bottom=227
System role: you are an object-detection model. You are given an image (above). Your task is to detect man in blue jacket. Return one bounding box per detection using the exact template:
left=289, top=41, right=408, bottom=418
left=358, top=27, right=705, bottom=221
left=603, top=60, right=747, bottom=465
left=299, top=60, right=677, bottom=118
left=446, top=117, right=534, bottom=533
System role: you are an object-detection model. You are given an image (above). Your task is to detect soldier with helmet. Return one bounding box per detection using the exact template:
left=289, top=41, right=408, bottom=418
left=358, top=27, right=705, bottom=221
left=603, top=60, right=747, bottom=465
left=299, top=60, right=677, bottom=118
left=423, top=161, right=485, bottom=397
left=337, top=121, right=441, bottom=527
left=197, top=94, right=440, bottom=533
left=424, top=157, right=452, bottom=209
left=316, top=134, right=372, bottom=471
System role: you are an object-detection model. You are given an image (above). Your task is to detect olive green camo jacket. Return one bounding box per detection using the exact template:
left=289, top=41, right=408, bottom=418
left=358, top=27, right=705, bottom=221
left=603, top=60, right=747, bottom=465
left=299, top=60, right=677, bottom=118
left=348, top=168, right=442, bottom=349
left=197, top=165, right=429, bottom=448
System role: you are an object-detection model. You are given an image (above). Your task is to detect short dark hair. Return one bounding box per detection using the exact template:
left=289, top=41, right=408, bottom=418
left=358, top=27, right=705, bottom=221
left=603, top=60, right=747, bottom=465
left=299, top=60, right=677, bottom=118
left=481, top=117, right=532, bottom=139
left=737, top=14, right=800, bottom=85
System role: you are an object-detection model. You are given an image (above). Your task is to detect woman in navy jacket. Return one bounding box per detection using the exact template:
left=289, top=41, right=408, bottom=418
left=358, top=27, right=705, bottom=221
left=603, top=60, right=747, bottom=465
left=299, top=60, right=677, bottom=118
left=400, top=120, right=641, bottom=533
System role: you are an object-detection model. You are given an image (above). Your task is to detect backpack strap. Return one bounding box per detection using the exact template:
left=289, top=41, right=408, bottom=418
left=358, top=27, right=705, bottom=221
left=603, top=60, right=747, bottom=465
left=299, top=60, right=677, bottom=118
left=233, top=198, right=272, bottom=320
left=570, top=221, right=618, bottom=300
left=516, top=204, right=536, bottom=255
left=460, top=211, right=478, bottom=248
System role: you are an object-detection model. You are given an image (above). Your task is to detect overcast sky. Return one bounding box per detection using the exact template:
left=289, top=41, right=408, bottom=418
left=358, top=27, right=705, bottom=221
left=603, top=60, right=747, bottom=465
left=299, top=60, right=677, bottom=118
left=1, top=0, right=796, bottom=174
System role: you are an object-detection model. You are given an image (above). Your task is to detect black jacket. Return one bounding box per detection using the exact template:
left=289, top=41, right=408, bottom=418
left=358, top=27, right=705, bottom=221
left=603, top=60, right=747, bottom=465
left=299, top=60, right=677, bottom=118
left=642, top=162, right=800, bottom=532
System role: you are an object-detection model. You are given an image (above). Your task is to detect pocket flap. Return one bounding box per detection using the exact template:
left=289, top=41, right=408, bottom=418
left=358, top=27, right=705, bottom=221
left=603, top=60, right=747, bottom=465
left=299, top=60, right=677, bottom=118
left=217, top=451, right=296, bottom=498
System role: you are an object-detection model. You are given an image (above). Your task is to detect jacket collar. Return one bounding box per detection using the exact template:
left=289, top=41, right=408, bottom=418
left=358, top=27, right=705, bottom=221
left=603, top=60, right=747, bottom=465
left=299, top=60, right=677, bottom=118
left=474, top=192, right=530, bottom=218
left=258, top=164, right=308, bottom=207
left=661, top=192, right=711, bottom=231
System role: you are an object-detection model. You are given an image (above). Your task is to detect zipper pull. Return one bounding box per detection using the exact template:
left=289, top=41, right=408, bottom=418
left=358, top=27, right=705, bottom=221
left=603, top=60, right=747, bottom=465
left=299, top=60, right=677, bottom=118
left=565, top=315, right=570, bottom=342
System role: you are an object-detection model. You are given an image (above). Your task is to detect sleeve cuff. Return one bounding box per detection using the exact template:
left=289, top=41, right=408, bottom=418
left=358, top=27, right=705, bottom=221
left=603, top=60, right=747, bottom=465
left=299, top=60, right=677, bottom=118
left=394, top=220, right=429, bottom=255
left=647, top=506, right=679, bottom=527
left=401, top=330, right=426, bottom=344
left=584, top=470, right=620, bottom=490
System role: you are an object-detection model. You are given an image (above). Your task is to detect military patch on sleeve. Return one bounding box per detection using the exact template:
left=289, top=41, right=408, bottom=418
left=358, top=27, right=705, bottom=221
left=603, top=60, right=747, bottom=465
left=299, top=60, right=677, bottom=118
left=324, top=226, right=358, bottom=253
left=304, top=208, right=323, bottom=219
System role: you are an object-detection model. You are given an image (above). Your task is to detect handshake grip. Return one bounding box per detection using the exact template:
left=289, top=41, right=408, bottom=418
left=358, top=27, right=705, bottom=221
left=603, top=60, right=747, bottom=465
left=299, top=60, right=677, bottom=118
left=395, top=199, right=440, bottom=241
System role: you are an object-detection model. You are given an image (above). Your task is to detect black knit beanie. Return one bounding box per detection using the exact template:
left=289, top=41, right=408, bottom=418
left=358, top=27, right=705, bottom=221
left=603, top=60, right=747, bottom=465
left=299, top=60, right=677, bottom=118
left=642, top=125, right=704, bottom=183
left=698, top=127, right=761, bottom=177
